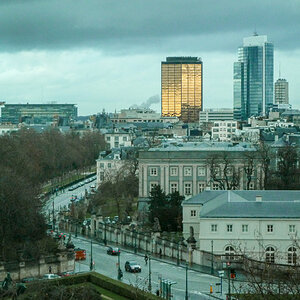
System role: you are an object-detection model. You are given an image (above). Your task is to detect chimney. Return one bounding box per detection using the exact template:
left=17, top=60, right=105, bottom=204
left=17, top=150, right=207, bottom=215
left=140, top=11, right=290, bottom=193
left=256, top=195, right=262, bottom=202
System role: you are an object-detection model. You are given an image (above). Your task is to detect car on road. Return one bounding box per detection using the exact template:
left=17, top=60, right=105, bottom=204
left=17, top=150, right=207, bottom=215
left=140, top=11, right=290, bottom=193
left=59, top=271, right=76, bottom=277
left=124, top=261, right=141, bottom=273
left=107, top=246, right=120, bottom=256
left=42, top=274, right=61, bottom=280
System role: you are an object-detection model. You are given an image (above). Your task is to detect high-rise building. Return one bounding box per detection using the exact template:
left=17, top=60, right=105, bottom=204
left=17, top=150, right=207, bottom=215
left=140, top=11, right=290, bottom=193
left=161, top=57, right=203, bottom=123
left=275, top=78, right=289, bottom=105
left=233, top=34, right=274, bottom=121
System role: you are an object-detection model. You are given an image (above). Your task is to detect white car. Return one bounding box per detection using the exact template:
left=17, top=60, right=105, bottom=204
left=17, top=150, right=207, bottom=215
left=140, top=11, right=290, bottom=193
left=42, top=274, right=61, bottom=280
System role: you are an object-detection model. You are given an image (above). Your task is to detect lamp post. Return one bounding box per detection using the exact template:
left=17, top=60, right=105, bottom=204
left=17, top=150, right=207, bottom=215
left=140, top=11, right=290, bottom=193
left=211, top=240, right=214, bottom=275
left=134, top=231, right=137, bottom=254
left=52, top=201, right=55, bottom=232
left=117, top=252, right=122, bottom=280
left=90, top=239, right=93, bottom=271
left=185, top=263, right=188, bottom=300
left=148, top=254, right=152, bottom=292
left=103, top=223, right=107, bottom=246
left=177, top=242, right=180, bottom=266
left=75, top=221, right=78, bottom=237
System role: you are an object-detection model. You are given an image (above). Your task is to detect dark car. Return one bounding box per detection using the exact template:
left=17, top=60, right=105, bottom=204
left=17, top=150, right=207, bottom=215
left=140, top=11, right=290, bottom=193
left=125, top=261, right=141, bottom=273
left=21, top=277, right=38, bottom=283
left=107, top=246, right=120, bottom=256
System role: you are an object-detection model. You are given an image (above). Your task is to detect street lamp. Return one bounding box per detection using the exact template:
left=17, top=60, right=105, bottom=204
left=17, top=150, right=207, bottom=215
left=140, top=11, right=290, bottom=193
left=103, top=223, right=107, bottom=246
left=211, top=240, right=214, bottom=275
left=185, top=263, right=188, bottom=300
left=90, top=239, right=94, bottom=271
left=148, top=254, right=152, bottom=292
left=176, top=242, right=180, bottom=266
left=134, top=231, right=137, bottom=254
left=117, top=252, right=122, bottom=280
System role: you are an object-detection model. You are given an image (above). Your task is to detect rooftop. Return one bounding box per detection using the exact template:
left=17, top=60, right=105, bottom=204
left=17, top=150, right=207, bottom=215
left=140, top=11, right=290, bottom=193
left=183, top=190, right=300, bottom=219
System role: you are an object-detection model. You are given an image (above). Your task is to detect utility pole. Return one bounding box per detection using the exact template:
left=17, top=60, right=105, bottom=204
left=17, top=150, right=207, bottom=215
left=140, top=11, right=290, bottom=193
left=52, top=201, right=55, bottom=232
left=103, top=223, right=107, bottom=246
left=211, top=240, right=214, bottom=275
left=148, top=255, right=152, bottom=292
left=227, top=267, right=231, bottom=300
left=177, top=242, right=180, bottom=266
left=117, top=252, right=122, bottom=280
left=90, top=239, right=93, bottom=271
left=185, top=263, right=188, bottom=300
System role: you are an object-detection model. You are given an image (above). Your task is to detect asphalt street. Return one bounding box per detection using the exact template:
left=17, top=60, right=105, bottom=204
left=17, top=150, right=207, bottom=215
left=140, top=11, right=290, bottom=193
left=46, top=178, right=229, bottom=299
left=72, top=235, right=228, bottom=300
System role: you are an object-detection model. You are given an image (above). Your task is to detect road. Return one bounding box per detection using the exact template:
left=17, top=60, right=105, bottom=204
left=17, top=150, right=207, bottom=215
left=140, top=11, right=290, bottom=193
left=44, top=176, right=96, bottom=213
left=72, top=235, right=228, bottom=300
left=46, top=178, right=229, bottom=299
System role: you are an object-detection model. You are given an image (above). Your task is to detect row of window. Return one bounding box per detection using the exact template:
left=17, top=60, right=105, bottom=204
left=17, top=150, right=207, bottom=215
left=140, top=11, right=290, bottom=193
left=106, top=136, right=128, bottom=142
left=209, top=223, right=296, bottom=233
left=225, top=245, right=298, bottom=265
left=151, top=181, right=255, bottom=195
left=99, top=162, right=112, bottom=168
left=150, top=166, right=246, bottom=177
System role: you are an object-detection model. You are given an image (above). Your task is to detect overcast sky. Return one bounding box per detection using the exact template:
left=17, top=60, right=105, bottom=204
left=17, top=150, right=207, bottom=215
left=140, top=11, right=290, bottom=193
left=0, top=0, right=299, bottom=115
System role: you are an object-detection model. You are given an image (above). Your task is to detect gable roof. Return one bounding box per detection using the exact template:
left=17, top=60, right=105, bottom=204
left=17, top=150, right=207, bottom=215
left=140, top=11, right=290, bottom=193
left=183, top=190, right=300, bottom=219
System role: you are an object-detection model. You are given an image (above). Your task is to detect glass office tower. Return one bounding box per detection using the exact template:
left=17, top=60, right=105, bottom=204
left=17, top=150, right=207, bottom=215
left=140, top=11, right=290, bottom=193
left=161, top=57, right=203, bottom=123
left=233, top=35, right=274, bottom=121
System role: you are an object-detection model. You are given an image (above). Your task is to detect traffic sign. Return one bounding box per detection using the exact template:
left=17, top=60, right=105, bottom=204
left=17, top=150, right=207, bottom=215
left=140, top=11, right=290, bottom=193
left=218, top=270, right=224, bottom=277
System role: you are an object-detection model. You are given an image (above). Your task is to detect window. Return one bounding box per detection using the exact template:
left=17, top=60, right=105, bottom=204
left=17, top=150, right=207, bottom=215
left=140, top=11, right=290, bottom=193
left=123, top=136, right=127, bottom=141
left=115, top=136, right=119, bottom=141
left=289, top=225, right=296, bottom=233
left=190, top=210, right=196, bottom=217
left=288, top=247, right=297, bottom=265
left=150, top=182, right=158, bottom=191
left=114, top=142, right=119, bottom=148
left=184, top=167, right=192, bottom=176
left=249, top=182, right=254, bottom=190
left=242, top=224, right=248, bottom=233
left=184, top=183, right=192, bottom=195
left=212, top=183, right=219, bottom=190
left=100, top=172, right=104, bottom=181
left=265, top=246, right=275, bottom=263
left=106, top=136, right=111, bottom=141
left=150, top=167, right=158, bottom=176
left=227, top=225, right=233, bottom=232
left=100, top=163, right=104, bottom=168
left=170, top=183, right=178, bottom=193
left=198, top=182, right=205, bottom=193
left=267, top=225, right=273, bottom=233
left=108, top=163, right=112, bottom=168
left=198, top=167, right=206, bottom=176
left=170, top=167, right=178, bottom=176
left=225, top=246, right=235, bottom=261
left=226, top=167, right=233, bottom=175
left=211, top=224, right=218, bottom=232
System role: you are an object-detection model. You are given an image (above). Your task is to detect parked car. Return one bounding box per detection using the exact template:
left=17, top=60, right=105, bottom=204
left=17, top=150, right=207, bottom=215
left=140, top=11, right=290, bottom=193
left=107, top=246, right=120, bottom=256
left=59, top=271, right=76, bottom=277
left=42, top=274, right=61, bottom=280
left=125, top=261, right=141, bottom=273
left=21, top=277, right=38, bottom=283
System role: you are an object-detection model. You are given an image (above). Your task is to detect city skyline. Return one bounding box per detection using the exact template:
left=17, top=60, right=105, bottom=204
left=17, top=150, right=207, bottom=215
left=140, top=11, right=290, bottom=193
left=0, top=1, right=299, bottom=115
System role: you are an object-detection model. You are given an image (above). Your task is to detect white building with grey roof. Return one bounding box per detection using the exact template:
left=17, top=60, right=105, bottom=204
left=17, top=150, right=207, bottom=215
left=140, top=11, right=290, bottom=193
left=182, top=190, right=300, bottom=265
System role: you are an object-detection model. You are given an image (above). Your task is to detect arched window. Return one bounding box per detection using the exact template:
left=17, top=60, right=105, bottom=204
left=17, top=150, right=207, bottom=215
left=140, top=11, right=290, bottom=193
left=265, top=246, right=275, bottom=263
left=225, top=246, right=235, bottom=261
left=288, top=247, right=297, bottom=265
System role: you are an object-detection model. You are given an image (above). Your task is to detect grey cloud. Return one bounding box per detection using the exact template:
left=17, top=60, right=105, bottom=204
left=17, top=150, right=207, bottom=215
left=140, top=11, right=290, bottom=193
left=0, top=0, right=299, bottom=53
left=130, top=95, right=160, bottom=109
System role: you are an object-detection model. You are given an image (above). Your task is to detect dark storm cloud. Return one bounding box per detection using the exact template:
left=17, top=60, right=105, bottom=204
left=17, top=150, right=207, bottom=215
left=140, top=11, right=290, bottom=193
left=0, top=0, right=299, bottom=52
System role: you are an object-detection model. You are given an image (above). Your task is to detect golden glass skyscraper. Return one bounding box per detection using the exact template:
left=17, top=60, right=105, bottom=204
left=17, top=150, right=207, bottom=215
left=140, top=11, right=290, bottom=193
left=161, top=57, right=203, bottom=123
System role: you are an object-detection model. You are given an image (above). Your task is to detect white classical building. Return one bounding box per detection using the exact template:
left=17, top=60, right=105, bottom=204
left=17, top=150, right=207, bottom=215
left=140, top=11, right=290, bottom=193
left=101, top=127, right=134, bottom=149
left=182, top=190, right=300, bottom=265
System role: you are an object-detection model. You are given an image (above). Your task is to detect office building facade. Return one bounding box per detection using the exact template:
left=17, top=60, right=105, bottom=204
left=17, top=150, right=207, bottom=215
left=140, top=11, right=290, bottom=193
left=161, top=57, right=203, bottom=123
left=199, top=109, right=234, bottom=123
left=275, top=78, right=289, bottom=105
left=234, top=35, right=274, bottom=121
left=1, top=104, right=77, bottom=125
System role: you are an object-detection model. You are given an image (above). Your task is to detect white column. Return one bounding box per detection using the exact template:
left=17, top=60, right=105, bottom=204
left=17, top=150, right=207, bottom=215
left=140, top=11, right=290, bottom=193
left=143, top=165, right=148, bottom=197
left=160, top=166, right=165, bottom=192
left=165, top=165, right=169, bottom=194
left=193, top=165, right=197, bottom=195
left=179, top=165, right=183, bottom=195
